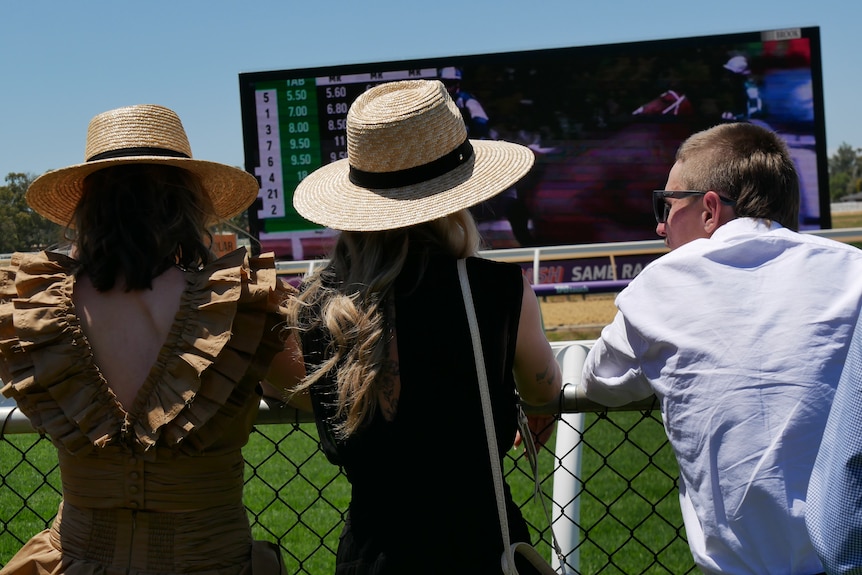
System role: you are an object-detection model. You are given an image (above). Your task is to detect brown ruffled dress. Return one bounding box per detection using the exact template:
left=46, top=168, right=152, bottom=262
left=0, top=249, right=291, bottom=575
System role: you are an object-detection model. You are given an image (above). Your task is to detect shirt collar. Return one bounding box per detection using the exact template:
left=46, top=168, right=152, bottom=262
left=710, top=217, right=783, bottom=242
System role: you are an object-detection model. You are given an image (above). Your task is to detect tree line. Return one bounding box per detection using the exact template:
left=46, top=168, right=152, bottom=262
left=3, top=144, right=862, bottom=254
left=829, top=143, right=862, bottom=201
left=0, top=173, right=60, bottom=254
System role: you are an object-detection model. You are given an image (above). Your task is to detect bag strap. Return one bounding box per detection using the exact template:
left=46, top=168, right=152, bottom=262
left=458, top=258, right=566, bottom=573
left=457, top=258, right=517, bottom=573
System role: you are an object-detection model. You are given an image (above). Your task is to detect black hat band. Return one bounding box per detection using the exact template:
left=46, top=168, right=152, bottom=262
left=348, top=140, right=473, bottom=190
left=87, top=147, right=191, bottom=162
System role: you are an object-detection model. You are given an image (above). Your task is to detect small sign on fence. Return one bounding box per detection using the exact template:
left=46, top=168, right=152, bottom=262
left=212, top=233, right=238, bottom=258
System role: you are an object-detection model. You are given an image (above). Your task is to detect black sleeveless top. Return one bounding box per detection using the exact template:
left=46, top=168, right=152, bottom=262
left=301, top=255, right=532, bottom=574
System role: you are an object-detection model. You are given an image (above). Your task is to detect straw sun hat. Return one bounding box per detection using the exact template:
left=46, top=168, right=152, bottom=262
left=26, top=104, right=259, bottom=226
left=293, top=80, right=535, bottom=232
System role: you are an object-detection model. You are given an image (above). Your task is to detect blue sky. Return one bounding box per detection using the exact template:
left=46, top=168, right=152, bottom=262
left=1, top=0, right=858, bottom=179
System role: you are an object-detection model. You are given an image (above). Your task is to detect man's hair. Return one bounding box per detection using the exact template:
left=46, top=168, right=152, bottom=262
left=675, top=122, right=800, bottom=230
left=74, top=164, right=214, bottom=291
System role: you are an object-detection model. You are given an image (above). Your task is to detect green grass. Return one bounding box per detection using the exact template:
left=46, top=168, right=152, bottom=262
left=0, top=435, right=63, bottom=560
left=247, top=416, right=694, bottom=574
left=506, top=411, right=693, bottom=574
left=832, top=210, right=862, bottom=228
left=1, top=416, right=692, bottom=574
left=243, top=423, right=348, bottom=573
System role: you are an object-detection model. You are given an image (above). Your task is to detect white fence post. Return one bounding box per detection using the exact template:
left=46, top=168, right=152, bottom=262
left=551, top=343, right=589, bottom=573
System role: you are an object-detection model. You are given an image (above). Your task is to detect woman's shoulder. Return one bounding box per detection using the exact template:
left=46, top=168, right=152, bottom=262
left=0, top=251, right=123, bottom=454
left=465, top=256, right=524, bottom=288
left=2, top=250, right=78, bottom=282
left=467, top=255, right=521, bottom=272
left=188, top=248, right=293, bottom=308
left=1, top=250, right=79, bottom=322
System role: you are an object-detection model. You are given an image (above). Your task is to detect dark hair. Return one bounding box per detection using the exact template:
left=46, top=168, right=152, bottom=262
left=73, top=164, right=214, bottom=291
left=676, top=122, right=800, bottom=231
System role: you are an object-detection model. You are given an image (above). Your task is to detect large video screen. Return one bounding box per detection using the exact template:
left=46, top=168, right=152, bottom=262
left=239, top=26, right=826, bottom=261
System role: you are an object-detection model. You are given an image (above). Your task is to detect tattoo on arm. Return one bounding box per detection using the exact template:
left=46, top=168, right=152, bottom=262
left=378, top=358, right=401, bottom=419
left=535, top=360, right=555, bottom=387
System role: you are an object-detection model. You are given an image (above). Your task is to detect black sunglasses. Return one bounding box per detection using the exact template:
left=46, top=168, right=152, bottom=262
left=652, top=190, right=736, bottom=223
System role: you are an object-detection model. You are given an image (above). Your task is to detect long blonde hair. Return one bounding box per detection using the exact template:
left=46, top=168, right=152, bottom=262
left=286, top=209, right=481, bottom=437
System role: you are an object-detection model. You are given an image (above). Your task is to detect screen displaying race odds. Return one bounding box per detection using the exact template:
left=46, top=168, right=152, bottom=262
left=239, top=26, right=826, bottom=262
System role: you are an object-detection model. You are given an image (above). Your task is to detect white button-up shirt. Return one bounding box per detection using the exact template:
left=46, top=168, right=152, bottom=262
left=582, top=218, right=862, bottom=574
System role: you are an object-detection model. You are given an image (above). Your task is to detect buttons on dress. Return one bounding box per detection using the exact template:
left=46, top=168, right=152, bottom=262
left=125, top=458, right=143, bottom=508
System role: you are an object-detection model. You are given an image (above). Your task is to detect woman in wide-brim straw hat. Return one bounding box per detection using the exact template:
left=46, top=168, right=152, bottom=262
left=0, top=104, right=304, bottom=574
left=285, top=79, right=562, bottom=575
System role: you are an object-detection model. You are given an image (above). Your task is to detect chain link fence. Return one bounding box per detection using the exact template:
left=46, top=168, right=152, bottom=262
left=0, top=343, right=695, bottom=574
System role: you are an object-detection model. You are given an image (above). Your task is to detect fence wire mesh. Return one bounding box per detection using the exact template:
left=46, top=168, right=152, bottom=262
left=0, top=401, right=695, bottom=574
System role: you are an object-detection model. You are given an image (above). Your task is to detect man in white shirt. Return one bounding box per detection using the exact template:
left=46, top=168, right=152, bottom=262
left=582, top=122, right=862, bottom=575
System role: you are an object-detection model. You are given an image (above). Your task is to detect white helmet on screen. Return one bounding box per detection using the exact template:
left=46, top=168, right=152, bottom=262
left=440, top=67, right=463, bottom=81
left=723, top=55, right=750, bottom=75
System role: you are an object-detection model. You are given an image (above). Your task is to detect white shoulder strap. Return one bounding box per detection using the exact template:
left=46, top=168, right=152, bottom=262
left=457, top=258, right=518, bottom=573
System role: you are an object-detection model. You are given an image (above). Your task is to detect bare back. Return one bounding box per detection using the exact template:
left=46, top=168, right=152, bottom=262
left=72, top=267, right=186, bottom=410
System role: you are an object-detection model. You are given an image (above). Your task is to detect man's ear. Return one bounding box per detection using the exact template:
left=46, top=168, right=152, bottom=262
left=701, top=191, right=729, bottom=235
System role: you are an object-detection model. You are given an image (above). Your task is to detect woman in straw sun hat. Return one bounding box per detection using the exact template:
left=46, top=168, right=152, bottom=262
left=285, top=79, right=562, bottom=574
left=0, top=104, right=305, bottom=574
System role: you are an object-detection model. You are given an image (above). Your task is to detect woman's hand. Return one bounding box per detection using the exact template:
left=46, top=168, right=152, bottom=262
left=514, top=413, right=557, bottom=450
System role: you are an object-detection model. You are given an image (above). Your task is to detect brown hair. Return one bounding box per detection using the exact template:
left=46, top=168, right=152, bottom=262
left=675, top=122, right=800, bottom=230
left=73, top=164, right=214, bottom=291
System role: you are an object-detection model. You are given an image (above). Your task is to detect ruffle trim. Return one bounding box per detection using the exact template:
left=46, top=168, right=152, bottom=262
left=0, top=249, right=291, bottom=455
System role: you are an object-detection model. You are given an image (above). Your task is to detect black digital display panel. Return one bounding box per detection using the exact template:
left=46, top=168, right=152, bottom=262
left=239, top=26, right=826, bottom=261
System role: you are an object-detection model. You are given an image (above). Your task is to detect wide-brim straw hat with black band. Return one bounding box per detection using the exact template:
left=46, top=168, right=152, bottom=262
left=26, top=104, right=259, bottom=226
left=293, top=79, right=535, bottom=232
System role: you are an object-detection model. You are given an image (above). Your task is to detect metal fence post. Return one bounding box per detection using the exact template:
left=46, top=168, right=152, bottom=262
left=552, top=343, right=588, bottom=573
